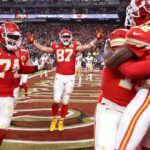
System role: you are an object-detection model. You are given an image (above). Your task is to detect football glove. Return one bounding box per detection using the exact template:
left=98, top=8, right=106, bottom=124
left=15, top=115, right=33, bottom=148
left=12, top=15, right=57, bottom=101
left=27, top=33, right=35, bottom=44
left=96, top=29, right=102, bottom=40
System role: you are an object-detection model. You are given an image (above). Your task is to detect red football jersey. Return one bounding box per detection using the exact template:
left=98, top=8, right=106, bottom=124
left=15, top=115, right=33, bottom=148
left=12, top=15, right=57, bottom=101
left=0, top=48, right=21, bottom=97
left=0, top=48, right=30, bottom=97
left=14, top=49, right=29, bottom=89
left=51, top=41, right=79, bottom=75
left=126, top=24, right=150, bottom=58
left=99, top=29, right=137, bottom=106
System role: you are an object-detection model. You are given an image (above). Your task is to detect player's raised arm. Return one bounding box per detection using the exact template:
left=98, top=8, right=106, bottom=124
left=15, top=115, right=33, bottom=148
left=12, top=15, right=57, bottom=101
left=76, top=30, right=102, bottom=52
left=27, top=33, right=54, bottom=53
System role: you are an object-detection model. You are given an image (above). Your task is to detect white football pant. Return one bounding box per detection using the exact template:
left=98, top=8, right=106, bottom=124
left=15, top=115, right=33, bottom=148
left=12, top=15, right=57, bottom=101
left=115, top=88, right=150, bottom=150
left=0, top=97, right=15, bottom=129
left=95, top=98, right=125, bottom=150
left=54, top=73, right=75, bottom=105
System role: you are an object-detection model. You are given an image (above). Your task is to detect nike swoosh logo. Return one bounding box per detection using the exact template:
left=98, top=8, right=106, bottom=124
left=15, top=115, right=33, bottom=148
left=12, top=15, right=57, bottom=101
left=133, top=32, right=143, bottom=36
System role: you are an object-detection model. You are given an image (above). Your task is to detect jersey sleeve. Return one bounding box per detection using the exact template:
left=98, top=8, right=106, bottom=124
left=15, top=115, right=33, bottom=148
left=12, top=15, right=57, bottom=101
left=109, top=28, right=128, bottom=51
left=125, top=25, right=150, bottom=58
left=118, top=59, right=150, bottom=80
left=73, top=41, right=81, bottom=47
left=50, top=42, right=57, bottom=54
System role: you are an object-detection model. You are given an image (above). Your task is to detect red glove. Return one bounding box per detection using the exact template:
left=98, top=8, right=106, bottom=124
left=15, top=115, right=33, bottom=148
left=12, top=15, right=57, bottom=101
left=27, top=33, right=35, bottom=44
left=96, top=29, right=102, bottom=40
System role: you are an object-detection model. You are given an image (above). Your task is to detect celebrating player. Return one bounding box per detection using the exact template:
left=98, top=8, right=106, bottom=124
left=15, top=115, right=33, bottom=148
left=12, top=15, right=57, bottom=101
left=101, top=1, right=150, bottom=150
left=28, top=29, right=101, bottom=131
left=75, top=52, right=83, bottom=87
left=0, top=22, right=44, bottom=145
left=18, top=49, right=31, bottom=98
left=95, top=0, right=150, bottom=149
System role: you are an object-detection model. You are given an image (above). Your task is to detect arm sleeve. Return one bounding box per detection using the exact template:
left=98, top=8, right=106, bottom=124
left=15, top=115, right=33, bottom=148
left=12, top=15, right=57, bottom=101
left=125, top=27, right=149, bottom=58
left=119, top=60, right=150, bottom=80
left=50, top=42, right=56, bottom=54
left=19, top=65, right=38, bottom=74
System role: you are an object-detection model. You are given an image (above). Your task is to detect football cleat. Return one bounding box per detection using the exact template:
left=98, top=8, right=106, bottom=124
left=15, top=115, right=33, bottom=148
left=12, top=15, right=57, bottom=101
left=49, top=118, right=57, bottom=132
left=58, top=120, right=64, bottom=131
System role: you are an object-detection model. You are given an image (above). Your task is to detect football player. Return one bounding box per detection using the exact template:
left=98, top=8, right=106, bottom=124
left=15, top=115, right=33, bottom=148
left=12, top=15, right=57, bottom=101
left=95, top=28, right=138, bottom=150
left=95, top=0, right=150, bottom=150
left=40, top=53, right=49, bottom=77
left=19, top=49, right=30, bottom=98
left=0, top=22, right=44, bottom=145
left=75, top=52, right=83, bottom=87
left=101, top=1, right=150, bottom=150
left=85, top=52, right=94, bottom=81
left=28, top=29, right=102, bottom=131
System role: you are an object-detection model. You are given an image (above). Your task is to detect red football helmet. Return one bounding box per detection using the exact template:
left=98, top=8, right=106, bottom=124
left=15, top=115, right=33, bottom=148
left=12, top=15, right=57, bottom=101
left=59, top=29, right=72, bottom=46
left=0, top=22, right=22, bottom=51
left=125, top=0, right=150, bottom=27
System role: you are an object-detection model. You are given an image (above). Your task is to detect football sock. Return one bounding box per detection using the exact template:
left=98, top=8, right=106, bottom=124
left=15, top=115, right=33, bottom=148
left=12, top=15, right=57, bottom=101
left=61, top=104, right=69, bottom=118
left=0, top=129, right=6, bottom=145
left=52, top=103, right=59, bottom=116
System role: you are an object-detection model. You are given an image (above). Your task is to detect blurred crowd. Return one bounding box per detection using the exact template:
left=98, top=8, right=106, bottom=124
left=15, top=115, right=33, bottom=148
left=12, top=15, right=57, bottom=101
left=0, top=7, right=122, bottom=15
left=0, top=0, right=130, bottom=14
left=18, top=22, right=121, bottom=69
left=20, top=22, right=120, bottom=54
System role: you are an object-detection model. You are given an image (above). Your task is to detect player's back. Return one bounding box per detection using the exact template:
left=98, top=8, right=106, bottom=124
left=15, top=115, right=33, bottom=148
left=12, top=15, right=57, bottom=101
left=101, top=67, right=137, bottom=106
left=100, top=28, right=137, bottom=106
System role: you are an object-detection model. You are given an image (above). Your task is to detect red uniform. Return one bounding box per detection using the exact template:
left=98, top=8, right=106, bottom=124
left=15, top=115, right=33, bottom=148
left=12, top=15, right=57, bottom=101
left=99, top=29, right=137, bottom=106
left=0, top=48, right=21, bottom=97
left=0, top=48, right=33, bottom=97
left=118, top=25, right=150, bottom=80
left=115, top=25, right=150, bottom=150
left=125, top=24, right=150, bottom=58
left=51, top=41, right=79, bottom=75
left=14, top=49, right=29, bottom=89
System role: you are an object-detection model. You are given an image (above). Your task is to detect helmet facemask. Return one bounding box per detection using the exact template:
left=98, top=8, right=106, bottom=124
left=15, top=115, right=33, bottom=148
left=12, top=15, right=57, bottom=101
left=0, top=23, right=22, bottom=51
